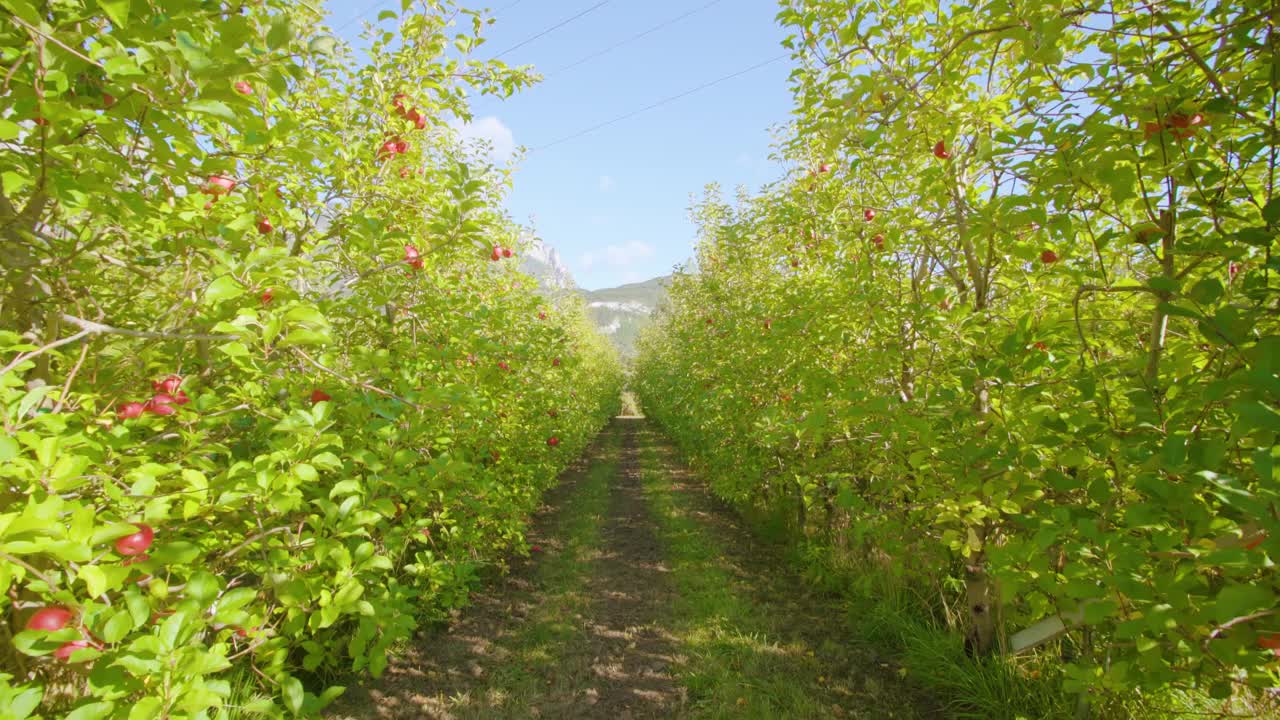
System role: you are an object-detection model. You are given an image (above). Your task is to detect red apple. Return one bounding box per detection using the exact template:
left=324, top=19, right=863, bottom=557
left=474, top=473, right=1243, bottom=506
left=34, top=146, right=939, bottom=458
left=144, top=395, right=178, bottom=415
left=26, top=607, right=74, bottom=632
left=404, top=244, right=423, bottom=269
left=552, top=357, right=561, bottom=367
left=498, top=361, right=510, bottom=372
left=547, top=436, right=560, bottom=447
left=502, top=247, right=513, bottom=258
left=932, top=140, right=950, bottom=159
left=1258, top=633, right=1280, bottom=656
left=1040, top=249, right=1059, bottom=264
left=392, top=93, right=408, bottom=115
left=538, top=311, right=547, bottom=320
left=1229, top=262, right=1242, bottom=283
left=201, top=175, right=236, bottom=196
left=871, top=234, right=885, bottom=249
left=1033, top=341, right=1048, bottom=352
left=54, top=640, right=96, bottom=662
left=102, top=93, right=116, bottom=108
left=399, top=167, right=411, bottom=179
left=1168, top=112, right=1204, bottom=139
left=818, top=163, right=832, bottom=173
left=310, top=389, right=332, bottom=404
left=117, top=402, right=146, bottom=420
left=256, top=217, right=273, bottom=235
left=153, top=375, right=182, bottom=394
left=234, top=81, right=253, bottom=95
left=260, top=288, right=274, bottom=305
left=115, top=523, right=154, bottom=556
left=490, top=245, right=502, bottom=261
left=863, top=208, right=876, bottom=222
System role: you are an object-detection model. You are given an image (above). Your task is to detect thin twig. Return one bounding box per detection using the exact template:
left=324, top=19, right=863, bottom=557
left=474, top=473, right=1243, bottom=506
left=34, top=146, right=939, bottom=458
left=292, top=347, right=421, bottom=409
left=220, top=526, right=292, bottom=561
left=59, top=314, right=239, bottom=342
left=0, top=550, right=59, bottom=591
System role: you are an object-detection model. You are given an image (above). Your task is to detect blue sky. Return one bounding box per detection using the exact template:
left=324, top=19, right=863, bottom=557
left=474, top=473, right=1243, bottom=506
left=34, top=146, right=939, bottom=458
left=327, top=0, right=796, bottom=290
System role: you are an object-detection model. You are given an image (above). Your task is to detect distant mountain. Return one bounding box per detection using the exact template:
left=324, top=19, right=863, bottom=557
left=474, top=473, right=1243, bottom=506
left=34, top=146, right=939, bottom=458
left=580, top=276, right=670, bottom=357
left=517, top=234, right=668, bottom=357
left=518, top=233, right=576, bottom=293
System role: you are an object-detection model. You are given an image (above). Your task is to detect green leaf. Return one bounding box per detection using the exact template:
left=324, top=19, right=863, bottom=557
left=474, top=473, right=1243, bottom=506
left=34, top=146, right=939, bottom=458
left=282, top=676, right=304, bottom=716
left=98, top=0, right=129, bottom=28
left=187, top=99, right=238, bottom=124
left=126, top=697, right=163, bottom=720
left=6, top=684, right=43, bottom=719
left=185, top=571, right=222, bottom=603
left=219, top=341, right=251, bottom=358
left=1213, top=584, right=1274, bottom=623
left=104, top=55, right=144, bottom=78
left=174, top=32, right=213, bottom=72
left=1187, top=277, right=1223, bottom=306
left=1262, top=197, right=1280, bottom=225
left=0, top=435, right=17, bottom=462
left=280, top=329, right=330, bottom=346
left=78, top=565, right=108, bottom=598
left=102, top=609, right=135, bottom=643
left=309, top=36, right=337, bottom=55
left=0, top=119, right=19, bottom=141
left=267, top=16, right=294, bottom=50
left=203, top=276, right=244, bottom=305
left=1233, top=227, right=1274, bottom=247
left=65, top=702, right=114, bottom=720
left=216, top=587, right=258, bottom=616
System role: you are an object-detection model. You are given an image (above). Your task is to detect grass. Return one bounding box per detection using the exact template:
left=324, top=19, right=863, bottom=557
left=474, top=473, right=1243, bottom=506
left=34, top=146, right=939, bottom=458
left=425, top=426, right=618, bottom=717
left=635, top=426, right=922, bottom=719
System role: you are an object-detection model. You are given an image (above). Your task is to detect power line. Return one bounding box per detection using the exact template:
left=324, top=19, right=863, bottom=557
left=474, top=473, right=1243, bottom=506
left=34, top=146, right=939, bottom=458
left=531, top=53, right=789, bottom=152
left=333, top=0, right=391, bottom=34
left=545, top=0, right=725, bottom=79
left=334, top=0, right=526, bottom=36
left=493, top=1, right=614, bottom=60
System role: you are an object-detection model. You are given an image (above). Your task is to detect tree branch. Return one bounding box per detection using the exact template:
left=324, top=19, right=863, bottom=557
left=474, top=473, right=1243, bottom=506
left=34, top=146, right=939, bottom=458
left=292, top=347, right=421, bottom=409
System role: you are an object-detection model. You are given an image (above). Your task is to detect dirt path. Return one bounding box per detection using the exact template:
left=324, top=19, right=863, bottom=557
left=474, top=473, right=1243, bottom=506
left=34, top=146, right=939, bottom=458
left=327, top=418, right=936, bottom=719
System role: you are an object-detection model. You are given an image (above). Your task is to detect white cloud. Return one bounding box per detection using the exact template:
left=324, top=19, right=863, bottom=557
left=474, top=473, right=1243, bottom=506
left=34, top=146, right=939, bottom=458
left=578, top=240, right=655, bottom=271
left=449, top=116, right=515, bottom=160
left=598, top=175, right=615, bottom=192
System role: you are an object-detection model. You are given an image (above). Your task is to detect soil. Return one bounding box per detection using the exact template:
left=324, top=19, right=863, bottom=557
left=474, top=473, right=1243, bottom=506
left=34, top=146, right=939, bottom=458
left=326, top=417, right=936, bottom=720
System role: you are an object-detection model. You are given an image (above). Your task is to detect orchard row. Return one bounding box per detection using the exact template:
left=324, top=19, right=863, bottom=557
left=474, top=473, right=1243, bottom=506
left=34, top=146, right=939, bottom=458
left=1, top=2, right=620, bottom=719
left=637, top=0, right=1277, bottom=713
